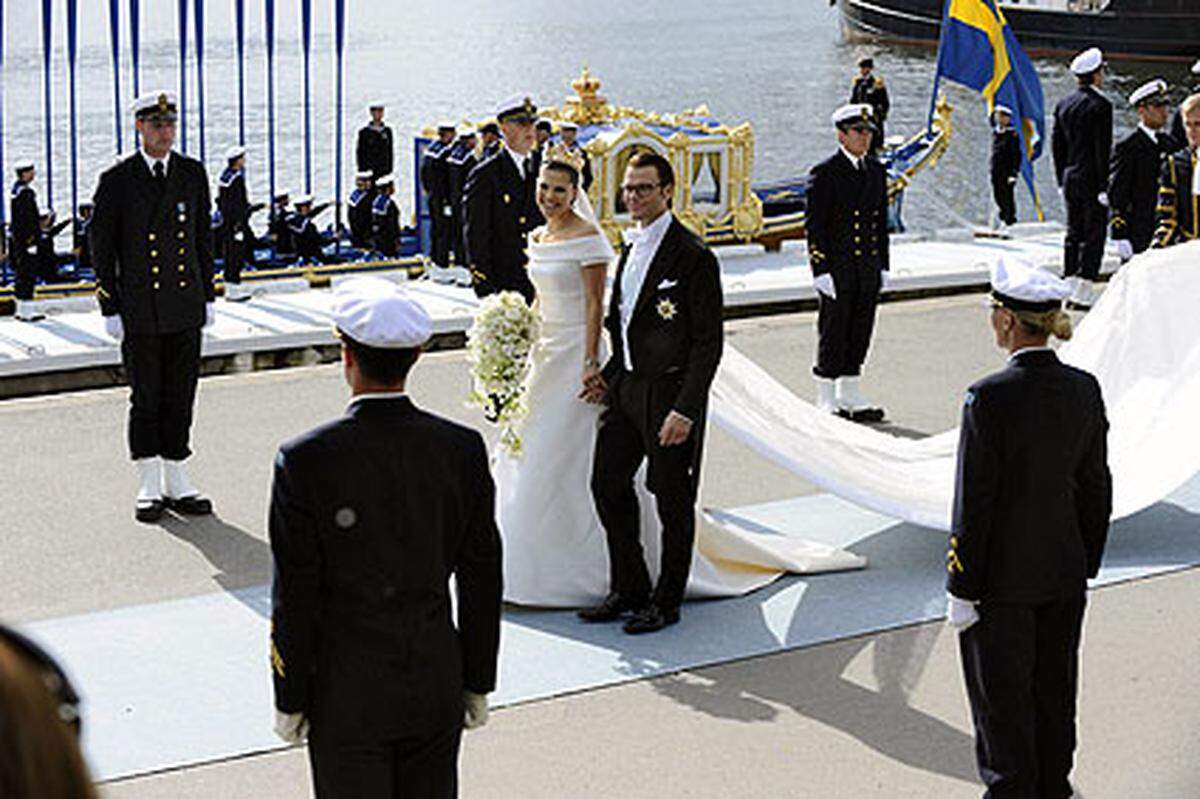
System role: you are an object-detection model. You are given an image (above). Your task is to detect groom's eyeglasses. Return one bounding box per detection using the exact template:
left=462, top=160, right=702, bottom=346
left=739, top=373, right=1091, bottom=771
left=621, top=182, right=661, bottom=197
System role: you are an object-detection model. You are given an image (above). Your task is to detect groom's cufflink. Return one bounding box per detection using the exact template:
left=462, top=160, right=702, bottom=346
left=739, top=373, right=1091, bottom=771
left=657, top=278, right=678, bottom=290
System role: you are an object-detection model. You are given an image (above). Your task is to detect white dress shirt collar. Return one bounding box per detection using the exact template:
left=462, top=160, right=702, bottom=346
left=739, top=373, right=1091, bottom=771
left=140, top=149, right=171, bottom=176
left=1137, top=122, right=1162, bottom=144
left=838, top=146, right=863, bottom=171
left=504, top=144, right=530, bottom=176
left=348, top=390, right=407, bottom=410
left=1007, top=345, right=1053, bottom=363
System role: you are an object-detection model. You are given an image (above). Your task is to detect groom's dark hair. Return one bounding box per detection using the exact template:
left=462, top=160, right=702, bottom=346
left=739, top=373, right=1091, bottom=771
left=628, top=151, right=674, bottom=191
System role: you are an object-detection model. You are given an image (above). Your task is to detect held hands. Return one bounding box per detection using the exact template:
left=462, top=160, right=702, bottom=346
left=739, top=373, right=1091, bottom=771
left=463, top=691, right=489, bottom=730
left=658, top=410, right=693, bottom=447
left=578, top=364, right=607, bottom=404
left=945, top=593, right=980, bottom=632
left=1114, top=238, right=1134, bottom=262
left=813, top=273, right=836, bottom=300
left=104, top=315, right=124, bottom=342
left=273, top=710, right=309, bottom=744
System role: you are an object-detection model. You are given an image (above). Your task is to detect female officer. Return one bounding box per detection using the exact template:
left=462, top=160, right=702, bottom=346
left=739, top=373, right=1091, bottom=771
left=946, top=256, right=1112, bottom=798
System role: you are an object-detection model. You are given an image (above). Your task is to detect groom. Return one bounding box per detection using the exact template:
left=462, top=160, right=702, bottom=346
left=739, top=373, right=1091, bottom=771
left=580, top=151, right=724, bottom=634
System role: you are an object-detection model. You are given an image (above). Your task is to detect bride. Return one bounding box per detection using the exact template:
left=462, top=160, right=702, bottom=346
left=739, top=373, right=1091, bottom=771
left=495, top=145, right=861, bottom=608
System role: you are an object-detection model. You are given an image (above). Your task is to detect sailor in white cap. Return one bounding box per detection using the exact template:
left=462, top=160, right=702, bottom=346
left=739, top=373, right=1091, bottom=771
left=269, top=276, right=501, bottom=796
left=370, top=173, right=402, bottom=257
left=461, top=93, right=544, bottom=302
left=218, top=144, right=253, bottom=299
left=421, top=122, right=459, bottom=272
left=557, top=119, right=593, bottom=191
left=90, top=90, right=217, bottom=522
left=850, top=56, right=890, bottom=155
left=948, top=255, right=1110, bottom=799
left=806, top=103, right=889, bottom=422
left=287, top=193, right=333, bottom=263
left=1052, top=48, right=1112, bottom=310
left=444, top=128, right=480, bottom=283
left=33, top=205, right=69, bottom=286
left=990, top=104, right=1021, bottom=227
left=1153, top=91, right=1200, bottom=248
left=1108, top=79, right=1173, bottom=260
left=347, top=169, right=376, bottom=249
left=73, top=196, right=95, bottom=273
left=10, top=159, right=42, bottom=320
left=356, top=100, right=393, bottom=180
left=269, top=189, right=295, bottom=256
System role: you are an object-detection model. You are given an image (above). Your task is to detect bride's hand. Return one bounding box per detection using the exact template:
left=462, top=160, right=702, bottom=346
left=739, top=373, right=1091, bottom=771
left=579, top=367, right=606, bottom=403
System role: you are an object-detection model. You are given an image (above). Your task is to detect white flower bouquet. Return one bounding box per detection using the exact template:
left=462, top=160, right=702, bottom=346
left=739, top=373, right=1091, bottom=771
left=465, top=291, right=542, bottom=457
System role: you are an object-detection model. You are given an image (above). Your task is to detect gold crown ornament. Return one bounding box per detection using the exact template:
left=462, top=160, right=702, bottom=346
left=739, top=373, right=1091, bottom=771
left=544, top=141, right=587, bottom=175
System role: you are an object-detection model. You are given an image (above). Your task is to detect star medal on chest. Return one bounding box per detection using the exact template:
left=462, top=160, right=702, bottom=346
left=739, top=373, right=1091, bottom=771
left=176, top=201, right=187, bottom=224
left=656, top=298, right=678, bottom=321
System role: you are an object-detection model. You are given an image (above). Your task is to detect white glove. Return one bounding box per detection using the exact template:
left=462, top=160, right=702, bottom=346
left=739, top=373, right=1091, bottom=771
left=813, top=273, right=836, bottom=300
left=205, top=302, right=215, bottom=328
left=442, top=205, right=453, bottom=217
left=104, top=315, right=124, bottom=342
left=1114, top=238, right=1133, bottom=262
left=273, top=710, right=309, bottom=744
left=946, top=593, right=980, bottom=632
left=879, top=270, right=892, bottom=291
left=463, top=691, right=489, bottom=730
left=1097, top=191, right=1109, bottom=208
left=1006, top=176, right=1017, bottom=185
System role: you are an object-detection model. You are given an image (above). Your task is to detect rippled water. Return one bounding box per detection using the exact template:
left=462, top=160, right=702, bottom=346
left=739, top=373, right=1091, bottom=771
left=2, top=0, right=1188, bottom=231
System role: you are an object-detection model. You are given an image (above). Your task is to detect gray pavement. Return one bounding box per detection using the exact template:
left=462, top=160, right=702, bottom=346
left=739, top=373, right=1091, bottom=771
left=4, top=294, right=1193, bottom=796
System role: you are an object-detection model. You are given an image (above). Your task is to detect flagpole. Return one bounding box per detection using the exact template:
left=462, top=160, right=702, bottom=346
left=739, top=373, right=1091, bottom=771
left=130, top=0, right=141, bottom=149
left=67, top=0, right=79, bottom=218
left=41, top=0, right=53, bottom=209
left=235, top=0, right=246, bottom=146
left=178, top=0, right=188, bottom=154
left=265, top=0, right=276, bottom=260
left=108, top=0, right=122, bottom=154
left=301, top=0, right=312, bottom=194
left=334, top=0, right=346, bottom=256
left=194, top=0, right=207, bottom=164
left=0, top=0, right=6, bottom=228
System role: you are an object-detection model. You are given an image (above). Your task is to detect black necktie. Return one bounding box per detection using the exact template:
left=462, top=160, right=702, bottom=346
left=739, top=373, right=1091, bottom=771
left=153, top=161, right=165, bottom=181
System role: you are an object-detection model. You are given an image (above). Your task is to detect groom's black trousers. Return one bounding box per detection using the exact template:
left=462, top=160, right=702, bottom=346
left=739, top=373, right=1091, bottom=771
left=591, top=369, right=704, bottom=610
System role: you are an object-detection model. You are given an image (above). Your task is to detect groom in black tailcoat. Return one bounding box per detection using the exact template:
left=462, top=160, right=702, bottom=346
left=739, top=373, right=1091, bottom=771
left=580, top=151, right=724, bottom=635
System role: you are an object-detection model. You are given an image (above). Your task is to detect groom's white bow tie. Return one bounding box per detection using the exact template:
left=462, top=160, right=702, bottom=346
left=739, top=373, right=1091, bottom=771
left=623, top=227, right=649, bottom=247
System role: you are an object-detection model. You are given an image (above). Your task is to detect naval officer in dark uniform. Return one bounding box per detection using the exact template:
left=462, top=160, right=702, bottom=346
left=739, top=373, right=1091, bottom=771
left=90, top=91, right=215, bottom=523
left=1153, top=92, right=1200, bottom=248
left=1052, top=47, right=1112, bottom=310
left=421, top=123, right=457, bottom=272
left=217, top=146, right=252, bottom=300
left=1108, top=79, right=1173, bottom=260
left=990, top=105, right=1021, bottom=227
left=947, top=256, right=1111, bottom=799
left=445, top=129, right=478, bottom=274
left=462, top=94, right=544, bottom=303
left=479, top=122, right=501, bottom=160
left=356, top=101, right=394, bottom=180
left=270, top=276, right=501, bottom=798
left=850, top=57, right=889, bottom=153
left=10, top=161, right=43, bottom=321
left=347, top=170, right=376, bottom=250
left=807, top=103, right=890, bottom=423
left=370, top=174, right=402, bottom=257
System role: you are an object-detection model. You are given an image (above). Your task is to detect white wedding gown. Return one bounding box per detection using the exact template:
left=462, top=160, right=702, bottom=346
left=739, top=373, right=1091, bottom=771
left=494, top=233, right=864, bottom=608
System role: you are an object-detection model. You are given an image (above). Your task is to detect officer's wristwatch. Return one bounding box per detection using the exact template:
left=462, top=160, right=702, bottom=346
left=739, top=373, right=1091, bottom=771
left=584, top=356, right=600, bottom=369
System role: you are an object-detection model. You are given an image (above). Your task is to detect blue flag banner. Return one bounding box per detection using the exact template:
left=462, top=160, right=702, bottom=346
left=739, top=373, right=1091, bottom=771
left=194, top=0, right=206, bottom=163
left=931, top=0, right=1046, bottom=219
left=68, top=0, right=79, bottom=216
left=41, top=0, right=53, bottom=208
left=235, top=0, right=246, bottom=145
left=108, top=0, right=122, bottom=153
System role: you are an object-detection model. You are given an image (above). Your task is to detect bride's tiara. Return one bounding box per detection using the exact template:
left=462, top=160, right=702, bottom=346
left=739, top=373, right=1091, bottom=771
left=543, top=141, right=586, bottom=175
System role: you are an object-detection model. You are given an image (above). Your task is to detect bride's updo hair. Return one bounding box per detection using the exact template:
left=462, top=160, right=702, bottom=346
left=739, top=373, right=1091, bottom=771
left=1013, top=307, right=1073, bottom=341
left=543, top=142, right=584, bottom=188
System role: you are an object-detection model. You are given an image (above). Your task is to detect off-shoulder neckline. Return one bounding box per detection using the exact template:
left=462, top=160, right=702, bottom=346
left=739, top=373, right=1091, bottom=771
left=529, top=231, right=608, bottom=248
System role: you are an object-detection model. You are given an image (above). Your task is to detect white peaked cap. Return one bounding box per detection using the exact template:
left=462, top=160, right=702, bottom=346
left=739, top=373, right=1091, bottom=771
left=494, top=93, right=538, bottom=121
left=333, top=277, right=432, bottom=349
left=1129, top=79, right=1169, bottom=106
left=993, top=104, right=1014, bottom=116
left=375, top=172, right=396, bottom=185
left=990, top=256, right=1070, bottom=311
left=131, top=91, right=178, bottom=116
left=39, top=205, right=55, bottom=217
left=367, top=100, right=385, bottom=110
left=1192, top=58, right=1200, bottom=75
left=831, top=103, right=876, bottom=127
left=293, top=193, right=314, bottom=206
left=14, top=160, right=34, bottom=172
left=225, top=145, right=246, bottom=161
left=355, top=170, right=374, bottom=180
left=1070, top=47, right=1104, bottom=75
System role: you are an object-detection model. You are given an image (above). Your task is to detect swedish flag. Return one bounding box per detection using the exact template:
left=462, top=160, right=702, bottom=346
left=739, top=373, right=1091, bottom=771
left=933, top=0, right=1046, bottom=219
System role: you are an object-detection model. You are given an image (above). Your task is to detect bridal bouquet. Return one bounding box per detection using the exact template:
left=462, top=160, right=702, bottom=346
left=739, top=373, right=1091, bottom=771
left=465, top=291, right=542, bottom=457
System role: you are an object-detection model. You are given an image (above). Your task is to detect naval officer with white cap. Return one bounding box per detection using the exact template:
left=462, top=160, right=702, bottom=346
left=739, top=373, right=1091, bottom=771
left=356, top=100, right=394, bottom=180
left=462, top=93, right=545, bottom=303
left=1051, top=47, right=1113, bottom=309
left=269, top=276, right=501, bottom=798
left=947, top=256, right=1111, bottom=798
left=90, top=91, right=216, bottom=523
left=1108, top=79, right=1174, bottom=259
left=217, top=144, right=252, bottom=300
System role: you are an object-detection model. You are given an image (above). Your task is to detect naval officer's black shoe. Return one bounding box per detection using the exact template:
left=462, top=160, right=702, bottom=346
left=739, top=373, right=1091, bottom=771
left=135, top=498, right=166, bottom=523
left=164, top=494, right=213, bottom=516
left=623, top=604, right=680, bottom=635
left=577, top=592, right=648, bottom=623
left=842, top=407, right=885, bottom=424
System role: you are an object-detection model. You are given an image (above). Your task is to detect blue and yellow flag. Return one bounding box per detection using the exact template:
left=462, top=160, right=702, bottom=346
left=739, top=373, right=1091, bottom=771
left=932, top=0, right=1046, bottom=219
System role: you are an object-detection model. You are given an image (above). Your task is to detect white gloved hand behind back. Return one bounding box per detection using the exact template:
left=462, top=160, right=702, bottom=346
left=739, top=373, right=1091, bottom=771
left=946, top=593, right=980, bottom=632
left=464, top=691, right=489, bottom=730
left=274, top=710, right=308, bottom=744
left=813, top=273, right=836, bottom=300
left=1114, top=238, right=1133, bottom=262
left=104, top=315, right=124, bottom=342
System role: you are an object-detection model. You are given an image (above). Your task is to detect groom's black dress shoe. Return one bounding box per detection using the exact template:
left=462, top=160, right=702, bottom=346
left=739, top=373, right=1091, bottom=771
left=577, top=593, right=648, bottom=623
left=623, top=604, right=680, bottom=635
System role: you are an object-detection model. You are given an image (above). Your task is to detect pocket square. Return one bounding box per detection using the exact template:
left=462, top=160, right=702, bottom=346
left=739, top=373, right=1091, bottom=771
left=657, top=278, right=679, bottom=290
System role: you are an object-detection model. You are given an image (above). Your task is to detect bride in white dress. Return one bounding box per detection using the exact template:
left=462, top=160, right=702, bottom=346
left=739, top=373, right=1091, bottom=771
left=495, top=151, right=862, bottom=608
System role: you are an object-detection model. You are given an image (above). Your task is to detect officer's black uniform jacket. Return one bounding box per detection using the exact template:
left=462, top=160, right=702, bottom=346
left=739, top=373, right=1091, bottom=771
left=1108, top=126, right=1168, bottom=248
left=371, top=194, right=401, bottom=256
left=462, top=149, right=544, bottom=296
left=806, top=151, right=890, bottom=279
left=947, top=349, right=1111, bottom=603
left=9, top=181, right=38, bottom=256
left=355, top=123, right=394, bottom=179
left=90, top=152, right=215, bottom=334
left=850, top=74, right=889, bottom=128
left=1052, top=86, right=1113, bottom=200
left=347, top=188, right=375, bottom=248
left=1153, top=146, right=1198, bottom=247
left=269, top=396, right=502, bottom=740
left=217, top=166, right=249, bottom=237
left=602, top=218, right=724, bottom=422
left=990, top=128, right=1021, bottom=183
left=446, top=142, right=477, bottom=211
